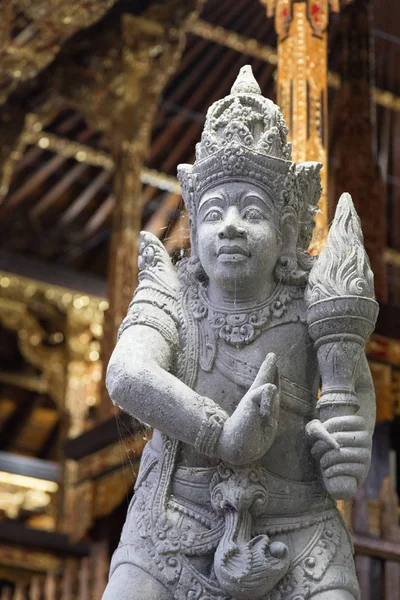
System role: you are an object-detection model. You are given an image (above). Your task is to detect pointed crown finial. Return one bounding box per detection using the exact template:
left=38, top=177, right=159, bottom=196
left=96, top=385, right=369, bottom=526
left=230, top=65, right=261, bottom=95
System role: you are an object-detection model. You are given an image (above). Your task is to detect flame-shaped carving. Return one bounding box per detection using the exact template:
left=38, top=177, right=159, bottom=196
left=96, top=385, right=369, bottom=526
left=305, top=193, right=375, bottom=304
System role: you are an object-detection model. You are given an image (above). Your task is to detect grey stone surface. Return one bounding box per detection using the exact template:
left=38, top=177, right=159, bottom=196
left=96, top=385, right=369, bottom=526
left=102, top=66, right=378, bottom=600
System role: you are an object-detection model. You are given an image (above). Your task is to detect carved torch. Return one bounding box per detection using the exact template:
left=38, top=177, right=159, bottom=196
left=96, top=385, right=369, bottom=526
left=305, top=193, right=379, bottom=499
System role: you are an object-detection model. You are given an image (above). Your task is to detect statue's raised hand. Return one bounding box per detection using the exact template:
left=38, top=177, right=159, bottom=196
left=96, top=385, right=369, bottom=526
left=217, top=353, right=280, bottom=465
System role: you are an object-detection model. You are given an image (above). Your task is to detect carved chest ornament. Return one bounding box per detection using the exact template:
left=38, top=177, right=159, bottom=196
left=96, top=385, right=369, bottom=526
left=190, top=280, right=303, bottom=347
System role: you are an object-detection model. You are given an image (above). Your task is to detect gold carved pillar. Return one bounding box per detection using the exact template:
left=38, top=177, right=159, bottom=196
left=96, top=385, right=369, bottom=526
left=261, top=0, right=350, bottom=253
left=65, top=302, right=104, bottom=438
left=99, top=3, right=203, bottom=416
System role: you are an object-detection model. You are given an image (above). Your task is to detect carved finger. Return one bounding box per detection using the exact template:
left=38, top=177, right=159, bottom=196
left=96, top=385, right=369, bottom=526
left=323, top=463, right=367, bottom=483
left=330, top=430, right=372, bottom=449
left=320, top=447, right=370, bottom=470
left=306, top=420, right=339, bottom=452
left=311, top=439, right=331, bottom=461
left=249, top=383, right=275, bottom=404
left=250, top=353, right=278, bottom=391
left=322, top=415, right=367, bottom=434
left=259, top=384, right=278, bottom=418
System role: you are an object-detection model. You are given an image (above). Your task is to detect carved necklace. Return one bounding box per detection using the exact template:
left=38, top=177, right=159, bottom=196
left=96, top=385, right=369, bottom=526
left=190, top=281, right=300, bottom=347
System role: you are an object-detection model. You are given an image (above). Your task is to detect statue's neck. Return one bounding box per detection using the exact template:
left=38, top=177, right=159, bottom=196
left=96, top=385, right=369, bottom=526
left=206, top=280, right=276, bottom=310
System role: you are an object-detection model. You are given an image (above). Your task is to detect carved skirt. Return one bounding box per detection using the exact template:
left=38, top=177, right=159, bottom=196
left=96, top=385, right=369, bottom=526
left=109, top=443, right=360, bottom=600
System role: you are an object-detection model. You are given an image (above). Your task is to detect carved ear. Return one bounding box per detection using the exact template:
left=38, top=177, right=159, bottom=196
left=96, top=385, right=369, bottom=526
left=274, top=209, right=308, bottom=285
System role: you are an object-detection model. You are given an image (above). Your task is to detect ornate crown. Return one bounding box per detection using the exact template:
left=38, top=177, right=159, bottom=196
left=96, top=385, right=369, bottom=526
left=177, top=65, right=322, bottom=255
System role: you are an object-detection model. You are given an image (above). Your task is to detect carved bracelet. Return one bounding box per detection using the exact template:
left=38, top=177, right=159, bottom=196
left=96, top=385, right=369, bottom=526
left=194, top=398, right=228, bottom=457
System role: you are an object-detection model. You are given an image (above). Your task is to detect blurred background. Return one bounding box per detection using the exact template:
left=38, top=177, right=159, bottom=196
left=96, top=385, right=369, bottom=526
left=0, top=0, right=399, bottom=597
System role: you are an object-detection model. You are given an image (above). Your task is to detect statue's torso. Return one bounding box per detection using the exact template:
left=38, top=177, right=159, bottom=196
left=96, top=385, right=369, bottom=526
left=145, top=279, right=327, bottom=524
left=178, top=319, right=319, bottom=483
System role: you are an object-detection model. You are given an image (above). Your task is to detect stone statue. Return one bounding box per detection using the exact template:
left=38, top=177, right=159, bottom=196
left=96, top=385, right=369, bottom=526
left=102, top=66, right=378, bottom=600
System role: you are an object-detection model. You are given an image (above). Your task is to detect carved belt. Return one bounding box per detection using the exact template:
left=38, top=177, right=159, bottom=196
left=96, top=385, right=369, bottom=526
left=172, top=463, right=333, bottom=518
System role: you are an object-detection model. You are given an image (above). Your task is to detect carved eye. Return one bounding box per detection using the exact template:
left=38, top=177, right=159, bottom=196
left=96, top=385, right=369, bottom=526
left=243, top=208, right=265, bottom=220
left=204, top=209, right=222, bottom=222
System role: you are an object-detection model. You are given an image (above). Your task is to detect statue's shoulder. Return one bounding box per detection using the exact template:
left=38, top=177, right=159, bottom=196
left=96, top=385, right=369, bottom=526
left=134, top=231, right=180, bottom=308
left=118, top=232, right=181, bottom=347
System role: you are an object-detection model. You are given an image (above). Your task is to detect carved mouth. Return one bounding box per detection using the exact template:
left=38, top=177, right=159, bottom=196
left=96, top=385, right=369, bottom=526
left=217, top=245, right=250, bottom=257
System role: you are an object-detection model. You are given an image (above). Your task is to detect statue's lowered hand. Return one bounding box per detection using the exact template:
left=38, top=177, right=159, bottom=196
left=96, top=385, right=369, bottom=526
left=307, top=415, right=372, bottom=500
left=217, top=353, right=280, bottom=465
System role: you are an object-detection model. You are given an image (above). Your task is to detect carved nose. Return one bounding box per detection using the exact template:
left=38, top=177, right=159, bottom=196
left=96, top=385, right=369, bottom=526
left=218, top=217, right=246, bottom=239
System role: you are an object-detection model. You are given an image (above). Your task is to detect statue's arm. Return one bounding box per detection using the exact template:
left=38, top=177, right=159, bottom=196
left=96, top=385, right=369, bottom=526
left=106, top=230, right=220, bottom=447
left=106, top=324, right=213, bottom=446
left=107, top=324, right=281, bottom=464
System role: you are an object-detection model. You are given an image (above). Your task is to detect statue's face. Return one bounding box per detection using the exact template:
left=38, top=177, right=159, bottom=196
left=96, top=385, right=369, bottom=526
left=196, top=182, right=281, bottom=294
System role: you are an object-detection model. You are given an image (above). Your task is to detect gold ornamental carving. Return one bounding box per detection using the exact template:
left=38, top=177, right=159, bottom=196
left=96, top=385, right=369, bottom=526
left=62, top=435, right=145, bottom=540
left=0, top=296, right=66, bottom=408
left=63, top=475, right=94, bottom=542
left=189, top=19, right=400, bottom=113
left=0, top=271, right=107, bottom=437
left=0, top=471, right=58, bottom=524
left=75, top=435, right=146, bottom=484
left=93, top=467, right=137, bottom=520
left=65, top=303, right=104, bottom=438
left=260, top=0, right=351, bottom=253
left=0, top=0, right=117, bottom=106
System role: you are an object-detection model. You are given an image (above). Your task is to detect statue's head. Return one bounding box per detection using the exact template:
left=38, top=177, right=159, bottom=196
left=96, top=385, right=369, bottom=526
left=178, top=66, right=322, bottom=293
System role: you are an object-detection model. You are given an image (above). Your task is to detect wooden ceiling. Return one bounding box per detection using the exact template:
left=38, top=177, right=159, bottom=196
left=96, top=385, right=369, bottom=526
left=0, top=0, right=279, bottom=277
left=0, top=0, right=398, bottom=283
